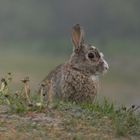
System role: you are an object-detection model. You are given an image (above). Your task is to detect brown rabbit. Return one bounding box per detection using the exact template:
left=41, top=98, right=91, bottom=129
left=40, top=24, right=109, bottom=103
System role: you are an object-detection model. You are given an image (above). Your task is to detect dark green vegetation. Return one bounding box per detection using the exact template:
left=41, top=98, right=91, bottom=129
left=0, top=74, right=140, bottom=140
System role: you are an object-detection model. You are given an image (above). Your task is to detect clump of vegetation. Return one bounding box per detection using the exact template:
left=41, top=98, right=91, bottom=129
left=51, top=100, right=140, bottom=136
left=0, top=73, right=47, bottom=114
left=0, top=73, right=140, bottom=139
left=80, top=99, right=140, bottom=136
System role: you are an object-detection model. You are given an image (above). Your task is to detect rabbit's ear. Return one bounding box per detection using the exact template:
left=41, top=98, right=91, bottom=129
left=71, top=24, right=84, bottom=48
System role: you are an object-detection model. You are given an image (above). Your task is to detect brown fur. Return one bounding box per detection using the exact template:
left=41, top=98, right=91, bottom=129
left=61, top=63, right=98, bottom=103
left=40, top=24, right=109, bottom=103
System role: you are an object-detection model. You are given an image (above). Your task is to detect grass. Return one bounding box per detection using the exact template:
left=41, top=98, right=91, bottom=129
left=54, top=100, right=140, bottom=137
left=81, top=100, right=140, bottom=136
left=0, top=75, right=140, bottom=139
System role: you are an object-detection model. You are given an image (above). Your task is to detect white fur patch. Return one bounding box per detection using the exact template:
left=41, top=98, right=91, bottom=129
left=100, top=52, right=109, bottom=71
left=100, top=52, right=104, bottom=58
left=103, top=59, right=109, bottom=70
left=102, top=59, right=109, bottom=74
left=91, top=46, right=96, bottom=49
left=90, top=75, right=99, bottom=89
left=90, top=75, right=99, bottom=81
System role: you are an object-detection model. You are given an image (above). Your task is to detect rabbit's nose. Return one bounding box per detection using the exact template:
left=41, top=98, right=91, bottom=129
left=104, top=62, right=109, bottom=70
left=103, top=60, right=109, bottom=71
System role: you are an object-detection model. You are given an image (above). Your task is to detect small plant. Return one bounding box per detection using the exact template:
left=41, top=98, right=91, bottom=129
left=81, top=98, right=115, bottom=116
left=0, top=73, right=13, bottom=105
left=80, top=99, right=140, bottom=136
left=113, top=105, right=140, bottom=136
left=0, top=73, right=48, bottom=113
left=21, top=77, right=32, bottom=105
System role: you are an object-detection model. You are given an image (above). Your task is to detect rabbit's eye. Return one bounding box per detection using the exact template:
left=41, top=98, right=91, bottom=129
left=88, top=53, right=95, bottom=59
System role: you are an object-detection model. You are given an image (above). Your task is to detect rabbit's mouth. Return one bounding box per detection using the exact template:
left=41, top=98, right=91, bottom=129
left=95, top=59, right=109, bottom=75
left=95, top=69, right=108, bottom=76
left=102, top=68, right=108, bottom=75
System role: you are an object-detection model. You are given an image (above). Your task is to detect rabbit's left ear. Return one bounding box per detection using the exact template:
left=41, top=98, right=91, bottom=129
left=71, top=24, right=84, bottom=49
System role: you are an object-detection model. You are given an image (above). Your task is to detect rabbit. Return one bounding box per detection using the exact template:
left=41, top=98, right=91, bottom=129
left=39, top=24, right=109, bottom=104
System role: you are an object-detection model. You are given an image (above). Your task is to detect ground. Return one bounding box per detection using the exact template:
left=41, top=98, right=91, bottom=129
left=0, top=100, right=140, bottom=140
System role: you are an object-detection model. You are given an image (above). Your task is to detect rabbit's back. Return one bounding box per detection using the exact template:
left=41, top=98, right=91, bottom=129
left=41, top=64, right=63, bottom=98
left=45, top=64, right=63, bottom=81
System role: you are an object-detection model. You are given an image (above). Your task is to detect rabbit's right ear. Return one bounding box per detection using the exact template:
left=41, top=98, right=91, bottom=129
left=71, top=24, right=84, bottom=49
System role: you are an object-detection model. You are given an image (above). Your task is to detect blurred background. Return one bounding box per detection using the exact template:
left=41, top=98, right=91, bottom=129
left=0, top=0, right=139, bottom=106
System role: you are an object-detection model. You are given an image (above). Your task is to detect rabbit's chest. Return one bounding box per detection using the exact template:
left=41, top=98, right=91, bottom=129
left=62, top=71, right=98, bottom=92
left=90, top=75, right=99, bottom=81
left=61, top=71, right=98, bottom=103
